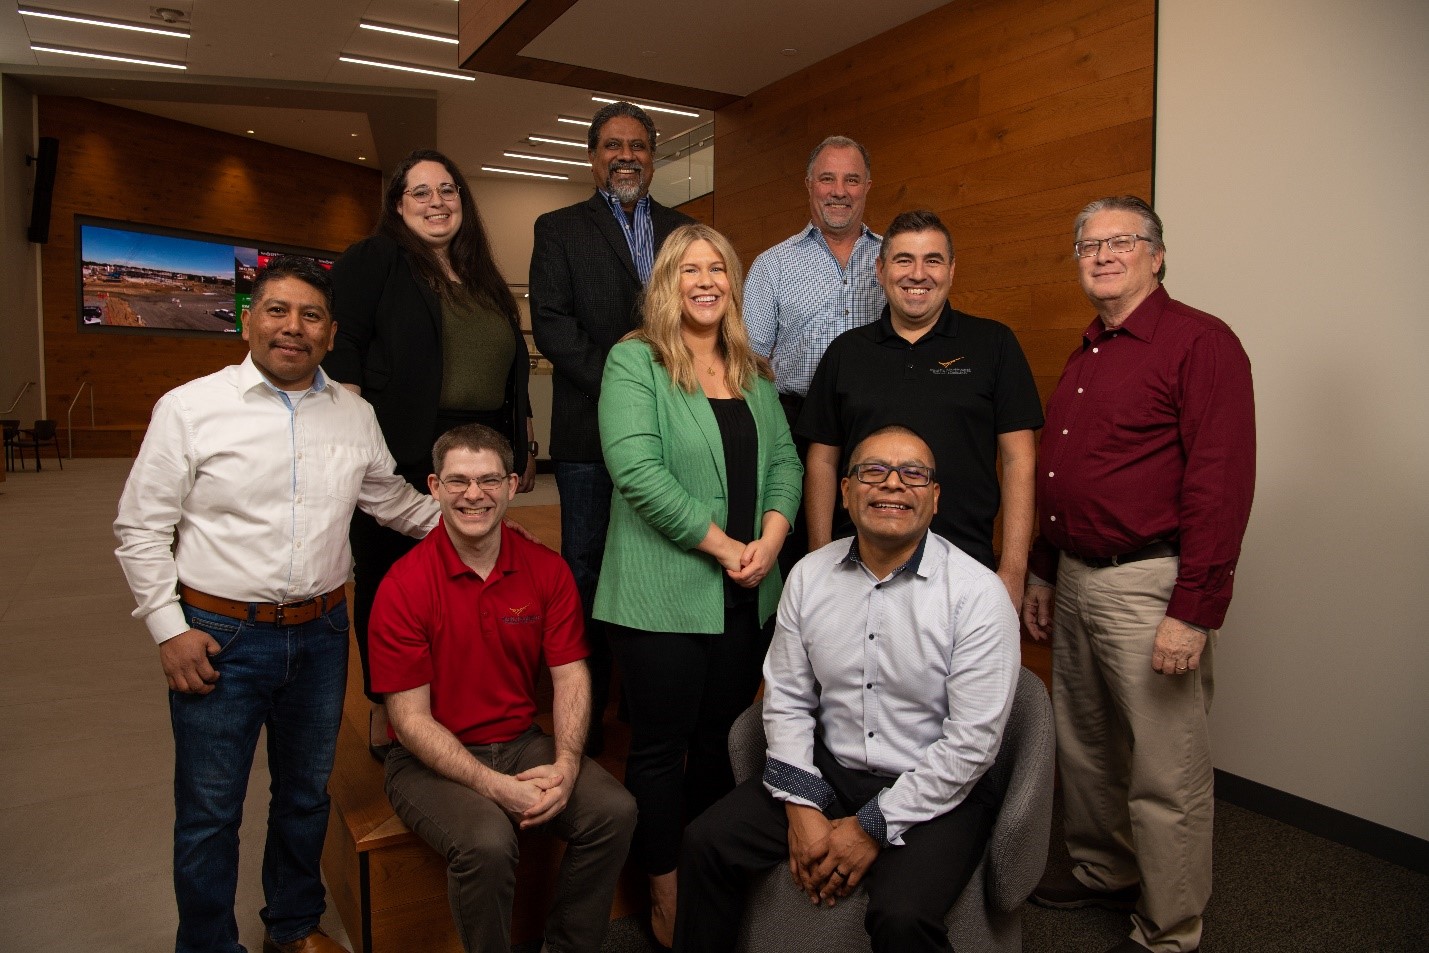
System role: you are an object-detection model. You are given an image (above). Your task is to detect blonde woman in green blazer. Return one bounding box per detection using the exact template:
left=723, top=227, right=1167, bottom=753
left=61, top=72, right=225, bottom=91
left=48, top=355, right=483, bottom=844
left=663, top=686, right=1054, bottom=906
left=595, top=223, right=802, bottom=947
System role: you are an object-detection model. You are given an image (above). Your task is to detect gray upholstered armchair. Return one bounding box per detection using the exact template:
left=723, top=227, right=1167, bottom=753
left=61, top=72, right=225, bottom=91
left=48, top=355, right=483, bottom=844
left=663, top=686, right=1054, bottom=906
left=728, top=666, right=1055, bottom=953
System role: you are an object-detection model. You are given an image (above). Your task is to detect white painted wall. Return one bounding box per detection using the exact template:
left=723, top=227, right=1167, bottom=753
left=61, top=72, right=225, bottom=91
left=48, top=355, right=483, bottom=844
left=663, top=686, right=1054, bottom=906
left=467, top=176, right=593, bottom=287
left=1156, top=0, right=1429, bottom=839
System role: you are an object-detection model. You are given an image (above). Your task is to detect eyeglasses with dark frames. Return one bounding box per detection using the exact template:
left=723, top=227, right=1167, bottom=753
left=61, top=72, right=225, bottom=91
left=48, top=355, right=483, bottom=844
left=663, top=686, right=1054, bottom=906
left=1073, top=234, right=1151, bottom=258
left=848, top=463, right=936, bottom=487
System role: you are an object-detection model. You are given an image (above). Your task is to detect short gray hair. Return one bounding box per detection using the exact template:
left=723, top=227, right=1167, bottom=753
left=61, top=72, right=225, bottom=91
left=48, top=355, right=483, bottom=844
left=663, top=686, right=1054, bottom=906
left=805, top=136, right=871, bottom=180
left=1075, top=195, right=1166, bottom=280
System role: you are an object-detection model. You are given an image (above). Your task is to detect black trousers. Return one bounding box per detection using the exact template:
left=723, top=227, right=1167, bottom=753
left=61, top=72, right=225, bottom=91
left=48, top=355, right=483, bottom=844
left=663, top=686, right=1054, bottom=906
left=350, top=467, right=427, bottom=702
left=608, top=602, right=768, bottom=875
left=675, top=742, right=1005, bottom=953
left=776, top=392, right=810, bottom=580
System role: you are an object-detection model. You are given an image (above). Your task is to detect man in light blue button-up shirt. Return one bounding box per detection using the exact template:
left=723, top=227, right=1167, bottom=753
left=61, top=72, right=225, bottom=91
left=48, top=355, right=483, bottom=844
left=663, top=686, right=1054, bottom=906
left=744, top=136, right=885, bottom=574
left=745, top=136, right=885, bottom=409
left=675, top=425, right=1019, bottom=953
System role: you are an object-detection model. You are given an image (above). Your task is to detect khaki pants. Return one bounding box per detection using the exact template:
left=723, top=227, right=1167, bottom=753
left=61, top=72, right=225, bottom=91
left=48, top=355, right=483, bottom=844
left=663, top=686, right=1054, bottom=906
left=1052, top=554, right=1214, bottom=952
left=385, top=728, right=636, bottom=953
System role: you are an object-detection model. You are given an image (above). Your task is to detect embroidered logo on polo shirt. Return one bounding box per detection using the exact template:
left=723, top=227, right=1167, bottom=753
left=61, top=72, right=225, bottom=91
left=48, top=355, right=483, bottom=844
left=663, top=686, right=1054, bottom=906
left=501, top=603, right=541, bottom=625
left=931, top=356, right=971, bottom=375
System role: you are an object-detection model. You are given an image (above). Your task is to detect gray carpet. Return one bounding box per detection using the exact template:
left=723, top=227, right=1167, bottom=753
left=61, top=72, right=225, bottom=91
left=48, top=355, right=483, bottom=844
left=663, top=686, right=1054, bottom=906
left=557, top=798, right=1427, bottom=952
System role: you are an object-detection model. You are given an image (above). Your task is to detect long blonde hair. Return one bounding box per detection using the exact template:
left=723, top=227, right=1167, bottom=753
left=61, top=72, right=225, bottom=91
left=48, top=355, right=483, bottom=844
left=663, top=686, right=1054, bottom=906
left=631, top=223, right=772, bottom=395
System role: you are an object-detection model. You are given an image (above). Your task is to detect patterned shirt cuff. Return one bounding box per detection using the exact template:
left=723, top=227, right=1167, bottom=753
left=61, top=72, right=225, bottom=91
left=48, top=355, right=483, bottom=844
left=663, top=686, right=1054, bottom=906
left=856, top=797, right=889, bottom=846
left=764, top=758, right=836, bottom=812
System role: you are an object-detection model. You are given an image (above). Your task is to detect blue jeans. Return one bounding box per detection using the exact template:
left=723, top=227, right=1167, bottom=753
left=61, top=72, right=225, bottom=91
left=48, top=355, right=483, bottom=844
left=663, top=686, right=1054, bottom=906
left=553, top=460, right=614, bottom=743
left=170, top=602, right=350, bottom=953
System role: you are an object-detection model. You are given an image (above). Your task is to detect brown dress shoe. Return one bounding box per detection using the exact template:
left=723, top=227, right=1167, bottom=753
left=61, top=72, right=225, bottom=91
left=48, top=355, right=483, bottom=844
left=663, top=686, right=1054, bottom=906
left=262, top=927, right=350, bottom=953
left=1030, top=865, right=1140, bottom=911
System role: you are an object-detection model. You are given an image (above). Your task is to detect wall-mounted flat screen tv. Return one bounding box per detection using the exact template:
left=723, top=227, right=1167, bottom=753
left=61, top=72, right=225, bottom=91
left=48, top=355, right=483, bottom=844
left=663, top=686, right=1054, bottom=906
left=75, top=216, right=338, bottom=337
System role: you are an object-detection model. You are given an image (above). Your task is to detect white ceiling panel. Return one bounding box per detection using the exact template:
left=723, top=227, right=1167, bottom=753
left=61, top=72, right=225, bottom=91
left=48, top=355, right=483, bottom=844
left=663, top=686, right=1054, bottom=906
left=3, top=0, right=949, bottom=183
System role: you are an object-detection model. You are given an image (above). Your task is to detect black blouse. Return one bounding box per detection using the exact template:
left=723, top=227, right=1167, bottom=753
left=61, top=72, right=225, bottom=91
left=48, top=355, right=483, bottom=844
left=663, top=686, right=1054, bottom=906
left=708, top=397, right=758, bottom=606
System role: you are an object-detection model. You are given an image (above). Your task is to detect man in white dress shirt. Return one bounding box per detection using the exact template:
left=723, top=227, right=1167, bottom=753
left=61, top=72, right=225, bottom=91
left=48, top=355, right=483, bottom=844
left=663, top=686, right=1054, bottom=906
left=115, top=257, right=439, bottom=953
left=675, top=425, right=1019, bottom=953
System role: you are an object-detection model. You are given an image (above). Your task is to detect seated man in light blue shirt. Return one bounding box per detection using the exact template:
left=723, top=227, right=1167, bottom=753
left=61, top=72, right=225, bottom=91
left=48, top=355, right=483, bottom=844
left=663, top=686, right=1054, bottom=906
left=674, top=425, right=1019, bottom=953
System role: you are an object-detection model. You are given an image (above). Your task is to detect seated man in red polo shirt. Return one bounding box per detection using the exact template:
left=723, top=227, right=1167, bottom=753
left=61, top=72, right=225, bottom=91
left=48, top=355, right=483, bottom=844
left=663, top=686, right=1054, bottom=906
left=369, top=423, right=636, bottom=953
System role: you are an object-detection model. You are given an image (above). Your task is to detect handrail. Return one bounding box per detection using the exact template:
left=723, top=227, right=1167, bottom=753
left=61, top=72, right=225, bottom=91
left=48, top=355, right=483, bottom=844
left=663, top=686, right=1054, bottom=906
left=66, top=382, right=94, bottom=459
left=4, top=381, right=34, bottom=415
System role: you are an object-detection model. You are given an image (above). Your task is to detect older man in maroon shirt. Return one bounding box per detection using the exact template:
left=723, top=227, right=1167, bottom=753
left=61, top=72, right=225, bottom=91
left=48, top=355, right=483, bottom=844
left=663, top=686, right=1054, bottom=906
left=1022, top=196, right=1255, bottom=953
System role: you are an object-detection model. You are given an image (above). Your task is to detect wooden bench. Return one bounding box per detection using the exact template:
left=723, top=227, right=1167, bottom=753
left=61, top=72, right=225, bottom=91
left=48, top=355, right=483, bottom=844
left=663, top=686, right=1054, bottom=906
left=322, top=631, right=641, bottom=952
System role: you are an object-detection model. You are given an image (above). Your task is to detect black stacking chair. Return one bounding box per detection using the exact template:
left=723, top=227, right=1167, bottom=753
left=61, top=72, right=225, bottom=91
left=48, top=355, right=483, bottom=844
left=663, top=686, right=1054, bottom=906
left=1, top=419, right=19, bottom=472
left=16, top=419, right=63, bottom=471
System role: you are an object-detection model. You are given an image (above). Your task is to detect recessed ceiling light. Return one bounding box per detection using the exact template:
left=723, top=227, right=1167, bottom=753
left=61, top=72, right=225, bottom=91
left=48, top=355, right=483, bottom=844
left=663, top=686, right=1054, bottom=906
left=503, top=152, right=588, bottom=168
left=528, top=135, right=586, bottom=149
left=556, top=115, right=591, bottom=127
left=350, top=133, right=358, bottom=138
left=338, top=55, right=475, bottom=81
left=482, top=166, right=569, bottom=181
left=358, top=156, right=367, bottom=161
left=30, top=44, right=186, bottom=70
left=591, top=96, right=698, bottom=119
left=359, top=20, right=458, bottom=45
left=19, top=6, right=190, bottom=38
left=246, top=129, right=255, bottom=134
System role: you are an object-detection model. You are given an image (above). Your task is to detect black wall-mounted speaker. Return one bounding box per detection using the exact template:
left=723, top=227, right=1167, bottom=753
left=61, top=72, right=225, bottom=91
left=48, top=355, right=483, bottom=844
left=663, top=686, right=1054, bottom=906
left=27, top=136, right=60, bottom=244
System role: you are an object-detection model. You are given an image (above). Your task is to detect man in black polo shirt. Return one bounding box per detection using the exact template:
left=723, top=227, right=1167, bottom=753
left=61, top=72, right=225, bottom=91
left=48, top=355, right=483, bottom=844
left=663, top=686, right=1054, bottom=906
left=798, top=209, right=1043, bottom=605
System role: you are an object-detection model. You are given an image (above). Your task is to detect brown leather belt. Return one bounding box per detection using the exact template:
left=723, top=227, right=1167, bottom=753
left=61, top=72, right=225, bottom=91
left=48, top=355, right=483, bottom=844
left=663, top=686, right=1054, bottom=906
left=1069, top=539, right=1179, bottom=569
left=179, top=584, right=346, bottom=626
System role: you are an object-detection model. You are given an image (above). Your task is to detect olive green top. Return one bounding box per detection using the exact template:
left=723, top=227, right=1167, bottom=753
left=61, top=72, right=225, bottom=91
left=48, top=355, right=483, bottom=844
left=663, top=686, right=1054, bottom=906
left=438, top=290, right=517, bottom=412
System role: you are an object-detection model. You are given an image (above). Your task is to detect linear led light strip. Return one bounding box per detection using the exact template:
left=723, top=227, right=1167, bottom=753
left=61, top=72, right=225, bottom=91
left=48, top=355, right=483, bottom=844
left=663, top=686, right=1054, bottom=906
left=19, top=5, right=190, bottom=38
left=528, top=135, right=586, bottom=149
left=31, top=44, right=186, bottom=70
left=482, top=166, right=569, bottom=181
left=338, top=55, right=475, bottom=81
left=504, top=152, right=588, bottom=168
left=591, top=96, right=698, bottom=118
left=359, top=20, right=458, bottom=44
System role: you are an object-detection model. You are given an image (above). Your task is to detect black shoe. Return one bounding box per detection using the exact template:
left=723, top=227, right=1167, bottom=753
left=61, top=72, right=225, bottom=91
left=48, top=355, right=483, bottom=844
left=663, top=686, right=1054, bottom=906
left=1031, top=866, right=1140, bottom=911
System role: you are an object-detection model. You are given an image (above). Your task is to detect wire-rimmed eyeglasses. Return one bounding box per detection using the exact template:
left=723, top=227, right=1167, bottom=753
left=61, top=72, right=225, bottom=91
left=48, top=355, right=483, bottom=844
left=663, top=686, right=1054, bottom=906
left=404, top=183, right=460, bottom=203
left=1073, top=233, right=1151, bottom=258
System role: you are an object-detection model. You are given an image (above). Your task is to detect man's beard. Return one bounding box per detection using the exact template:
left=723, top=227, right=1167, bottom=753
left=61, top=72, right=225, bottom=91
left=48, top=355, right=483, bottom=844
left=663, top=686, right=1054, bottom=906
left=607, top=165, right=646, bottom=205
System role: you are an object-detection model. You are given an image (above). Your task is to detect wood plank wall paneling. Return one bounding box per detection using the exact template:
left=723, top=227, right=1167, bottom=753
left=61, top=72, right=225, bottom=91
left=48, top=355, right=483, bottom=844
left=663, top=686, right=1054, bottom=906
left=674, top=193, right=714, bottom=226
left=38, top=97, right=381, bottom=437
left=712, top=0, right=1156, bottom=391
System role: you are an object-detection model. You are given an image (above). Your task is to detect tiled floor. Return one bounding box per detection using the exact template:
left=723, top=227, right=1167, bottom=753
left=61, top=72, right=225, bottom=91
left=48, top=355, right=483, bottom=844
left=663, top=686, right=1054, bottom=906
left=0, top=460, right=561, bottom=952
